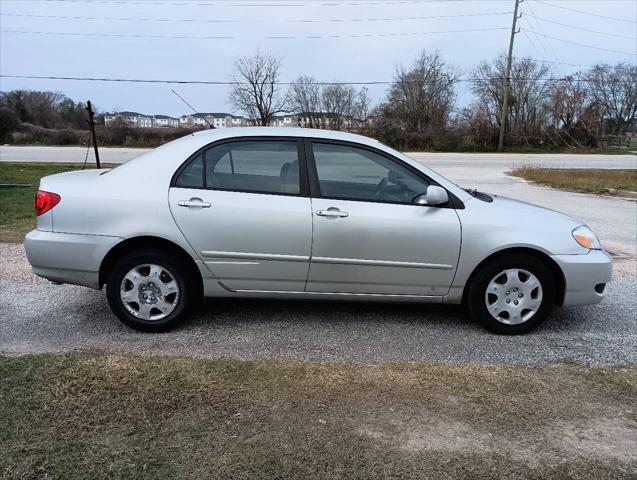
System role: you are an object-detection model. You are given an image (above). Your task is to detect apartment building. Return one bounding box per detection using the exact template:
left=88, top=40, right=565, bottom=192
left=180, top=113, right=249, bottom=129
left=103, top=111, right=153, bottom=128
left=102, top=110, right=367, bottom=131
left=154, top=115, right=180, bottom=128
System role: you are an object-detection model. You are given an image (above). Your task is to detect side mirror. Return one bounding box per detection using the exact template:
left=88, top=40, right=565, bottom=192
left=414, top=186, right=449, bottom=206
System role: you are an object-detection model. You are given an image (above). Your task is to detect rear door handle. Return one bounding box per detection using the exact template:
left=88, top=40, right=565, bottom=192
left=178, top=198, right=211, bottom=208
left=316, top=209, right=348, bottom=218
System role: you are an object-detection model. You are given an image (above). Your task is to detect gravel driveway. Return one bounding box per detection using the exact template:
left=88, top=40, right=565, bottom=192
left=1, top=243, right=635, bottom=366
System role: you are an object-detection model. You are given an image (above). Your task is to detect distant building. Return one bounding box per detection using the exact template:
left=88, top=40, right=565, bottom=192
left=102, top=109, right=371, bottom=131
left=180, top=113, right=250, bottom=129
left=103, top=111, right=153, bottom=128
left=267, top=115, right=294, bottom=128
left=154, top=115, right=179, bottom=128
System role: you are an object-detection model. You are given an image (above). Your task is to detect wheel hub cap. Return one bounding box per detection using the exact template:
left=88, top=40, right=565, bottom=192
left=120, top=264, right=180, bottom=321
left=484, top=268, right=543, bottom=325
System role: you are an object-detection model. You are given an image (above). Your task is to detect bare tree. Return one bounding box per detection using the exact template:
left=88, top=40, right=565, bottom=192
left=586, top=63, right=637, bottom=135
left=550, top=73, right=587, bottom=130
left=228, top=50, right=288, bottom=126
left=289, top=76, right=323, bottom=128
left=322, top=84, right=355, bottom=130
left=472, top=55, right=552, bottom=143
left=353, top=86, right=371, bottom=123
left=384, top=51, right=458, bottom=134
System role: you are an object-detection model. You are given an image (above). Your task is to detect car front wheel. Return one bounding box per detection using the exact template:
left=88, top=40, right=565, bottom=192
left=466, top=253, right=556, bottom=334
left=106, top=250, right=194, bottom=332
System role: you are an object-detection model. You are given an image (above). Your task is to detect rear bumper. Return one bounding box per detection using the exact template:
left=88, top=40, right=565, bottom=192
left=24, top=230, right=123, bottom=289
left=552, top=250, right=613, bottom=307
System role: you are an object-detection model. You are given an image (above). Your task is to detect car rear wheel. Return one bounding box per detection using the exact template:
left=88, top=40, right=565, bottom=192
left=466, top=253, right=556, bottom=334
left=106, top=250, right=195, bottom=332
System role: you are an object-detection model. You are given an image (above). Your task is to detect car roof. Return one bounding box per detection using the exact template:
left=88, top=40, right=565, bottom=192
left=191, top=127, right=382, bottom=147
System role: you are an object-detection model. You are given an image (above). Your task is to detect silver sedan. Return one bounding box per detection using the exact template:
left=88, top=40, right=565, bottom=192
left=25, top=128, right=612, bottom=334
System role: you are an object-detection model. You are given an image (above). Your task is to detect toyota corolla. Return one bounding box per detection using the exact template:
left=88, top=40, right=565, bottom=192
left=25, top=128, right=612, bottom=333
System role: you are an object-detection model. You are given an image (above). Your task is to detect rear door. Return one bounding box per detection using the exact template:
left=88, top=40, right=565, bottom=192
left=168, top=138, right=312, bottom=292
left=305, top=141, right=461, bottom=296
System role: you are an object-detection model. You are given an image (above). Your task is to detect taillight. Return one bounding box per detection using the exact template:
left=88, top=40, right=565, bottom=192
left=35, top=190, right=61, bottom=216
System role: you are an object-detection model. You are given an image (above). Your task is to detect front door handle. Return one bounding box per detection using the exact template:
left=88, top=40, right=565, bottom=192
left=178, top=198, right=211, bottom=208
left=316, top=208, right=348, bottom=218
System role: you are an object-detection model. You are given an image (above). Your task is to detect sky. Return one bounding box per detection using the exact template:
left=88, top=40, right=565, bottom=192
left=0, top=0, right=635, bottom=117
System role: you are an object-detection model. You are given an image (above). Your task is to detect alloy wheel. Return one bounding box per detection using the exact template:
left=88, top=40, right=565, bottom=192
left=120, top=263, right=180, bottom=321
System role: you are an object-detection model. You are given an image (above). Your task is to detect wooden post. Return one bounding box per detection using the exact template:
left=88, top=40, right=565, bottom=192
left=85, top=100, right=101, bottom=168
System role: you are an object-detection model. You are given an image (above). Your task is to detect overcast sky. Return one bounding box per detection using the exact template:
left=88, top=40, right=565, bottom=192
left=0, top=0, right=635, bottom=117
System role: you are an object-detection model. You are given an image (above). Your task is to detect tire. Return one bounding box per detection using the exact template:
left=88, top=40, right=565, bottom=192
left=466, top=253, right=556, bottom=334
left=106, top=249, right=196, bottom=332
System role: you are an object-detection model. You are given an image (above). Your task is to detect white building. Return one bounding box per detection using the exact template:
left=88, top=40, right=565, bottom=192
left=267, top=115, right=294, bottom=128
left=154, top=115, right=179, bottom=128
left=103, top=111, right=153, bottom=128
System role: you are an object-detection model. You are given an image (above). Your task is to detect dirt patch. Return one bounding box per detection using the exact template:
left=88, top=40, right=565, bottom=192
left=359, top=412, right=636, bottom=468
left=557, top=416, right=637, bottom=463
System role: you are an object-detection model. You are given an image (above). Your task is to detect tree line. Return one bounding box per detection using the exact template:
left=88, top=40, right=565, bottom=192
left=0, top=90, right=88, bottom=139
left=1, top=49, right=634, bottom=151
left=229, top=49, right=636, bottom=150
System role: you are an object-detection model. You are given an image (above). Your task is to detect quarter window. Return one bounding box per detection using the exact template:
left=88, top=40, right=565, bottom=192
left=204, top=141, right=300, bottom=195
left=174, top=154, right=204, bottom=188
left=311, top=143, right=430, bottom=204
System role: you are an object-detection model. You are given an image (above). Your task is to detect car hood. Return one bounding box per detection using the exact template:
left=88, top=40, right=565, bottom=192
left=483, top=193, right=584, bottom=230
left=491, top=195, right=581, bottom=219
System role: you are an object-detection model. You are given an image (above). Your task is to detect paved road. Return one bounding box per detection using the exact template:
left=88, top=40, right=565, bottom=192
left=1, top=145, right=635, bottom=169
left=0, top=145, right=149, bottom=164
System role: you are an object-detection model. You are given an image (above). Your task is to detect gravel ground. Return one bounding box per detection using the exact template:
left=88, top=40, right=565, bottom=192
left=1, top=244, right=635, bottom=366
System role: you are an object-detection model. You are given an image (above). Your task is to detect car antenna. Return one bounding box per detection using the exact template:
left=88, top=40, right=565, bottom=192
left=170, top=88, right=214, bottom=129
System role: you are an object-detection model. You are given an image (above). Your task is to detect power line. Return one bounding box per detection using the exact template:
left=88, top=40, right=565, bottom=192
left=525, top=2, right=561, bottom=63
left=0, top=74, right=609, bottom=85
left=512, top=56, right=594, bottom=68
left=531, top=0, right=637, bottom=24
left=0, top=11, right=513, bottom=24
left=10, top=0, right=494, bottom=6
left=0, top=26, right=510, bottom=40
left=522, top=28, right=636, bottom=56
left=521, top=19, right=553, bottom=61
left=525, top=13, right=637, bottom=40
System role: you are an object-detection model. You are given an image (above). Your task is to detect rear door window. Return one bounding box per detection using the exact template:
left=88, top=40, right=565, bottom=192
left=204, top=141, right=300, bottom=195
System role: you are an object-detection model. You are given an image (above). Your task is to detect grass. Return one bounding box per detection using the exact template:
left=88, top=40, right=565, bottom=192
left=510, top=166, right=637, bottom=195
left=0, top=163, right=100, bottom=242
left=1, top=354, right=635, bottom=479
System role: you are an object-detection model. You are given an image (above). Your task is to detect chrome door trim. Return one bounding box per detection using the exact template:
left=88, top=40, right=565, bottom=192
left=201, top=250, right=310, bottom=262
left=311, top=256, right=454, bottom=270
left=219, top=281, right=441, bottom=299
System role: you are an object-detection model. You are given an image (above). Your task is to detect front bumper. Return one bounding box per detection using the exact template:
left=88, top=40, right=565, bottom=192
left=552, top=249, right=613, bottom=307
left=25, top=230, right=123, bottom=289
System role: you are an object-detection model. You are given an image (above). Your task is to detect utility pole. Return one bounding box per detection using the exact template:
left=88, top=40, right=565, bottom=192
left=85, top=100, right=101, bottom=168
left=498, top=0, right=522, bottom=152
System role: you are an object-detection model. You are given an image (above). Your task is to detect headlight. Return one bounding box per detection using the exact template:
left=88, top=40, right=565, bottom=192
left=572, top=225, right=601, bottom=250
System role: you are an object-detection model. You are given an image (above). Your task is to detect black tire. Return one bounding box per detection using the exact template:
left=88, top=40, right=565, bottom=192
left=106, top=249, right=197, bottom=332
left=466, top=253, right=556, bottom=334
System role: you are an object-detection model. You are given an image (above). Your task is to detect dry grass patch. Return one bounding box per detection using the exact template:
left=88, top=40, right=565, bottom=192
left=1, top=354, right=635, bottom=479
left=509, top=166, right=637, bottom=195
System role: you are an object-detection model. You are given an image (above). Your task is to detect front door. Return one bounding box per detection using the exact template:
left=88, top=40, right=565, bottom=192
left=169, top=138, right=312, bottom=292
left=306, top=141, right=461, bottom=296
